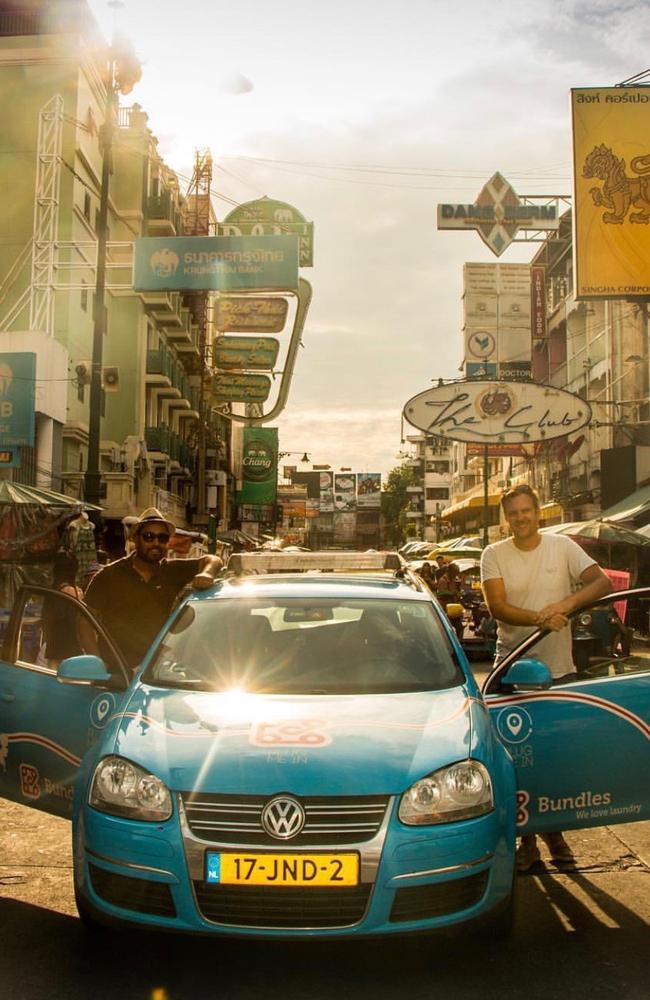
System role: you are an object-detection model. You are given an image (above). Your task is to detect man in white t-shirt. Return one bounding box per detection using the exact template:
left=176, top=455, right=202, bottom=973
left=481, top=484, right=612, bottom=871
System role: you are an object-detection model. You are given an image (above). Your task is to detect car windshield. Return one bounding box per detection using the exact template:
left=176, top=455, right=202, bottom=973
left=143, top=597, right=463, bottom=694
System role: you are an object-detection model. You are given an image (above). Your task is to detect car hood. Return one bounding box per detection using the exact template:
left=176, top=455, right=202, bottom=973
left=111, top=684, right=475, bottom=796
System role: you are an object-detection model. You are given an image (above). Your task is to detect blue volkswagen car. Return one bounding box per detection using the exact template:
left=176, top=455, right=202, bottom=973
left=0, top=552, right=648, bottom=937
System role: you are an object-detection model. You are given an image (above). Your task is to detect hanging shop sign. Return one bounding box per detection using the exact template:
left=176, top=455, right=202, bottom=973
left=213, top=337, right=279, bottom=371
left=133, top=235, right=299, bottom=292
left=572, top=87, right=650, bottom=298
left=403, top=380, right=591, bottom=444
left=219, top=197, right=314, bottom=267
left=498, top=361, right=532, bottom=380
left=466, top=443, right=523, bottom=457
left=531, top=266, right=547, bottom=341
left=238, top=427, right=278, bottom=506
left=0, top=352, right=36, bottom=447
left=466, top=362, right=498, bottom=379
left=215, top=296, right=289, bottom=332
left=211, top=373, right=271, bottom=403
left=438, top=174, right=559, bottom=256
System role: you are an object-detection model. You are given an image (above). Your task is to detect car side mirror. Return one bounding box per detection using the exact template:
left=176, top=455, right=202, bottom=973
left=501, top=657, right=553, bottom=690
left=58, top=655, right=112, bottom=686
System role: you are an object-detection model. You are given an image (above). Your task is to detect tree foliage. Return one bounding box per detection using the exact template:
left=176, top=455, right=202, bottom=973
left=382, top=463, right=417, bottom=546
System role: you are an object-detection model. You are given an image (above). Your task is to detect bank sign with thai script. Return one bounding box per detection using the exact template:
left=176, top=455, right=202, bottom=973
left=0, top=352, right=36, bottom=447
left=403, top=380, right=591, bottom=444
left=133, top=235, right=299, bottom=291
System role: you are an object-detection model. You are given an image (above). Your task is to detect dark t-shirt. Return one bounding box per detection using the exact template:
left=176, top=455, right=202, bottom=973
left=85, top=554, right=202, bottom=669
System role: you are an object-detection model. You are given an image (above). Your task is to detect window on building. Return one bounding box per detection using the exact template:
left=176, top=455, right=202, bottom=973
left=426, top=461, right=449, bottom=474
left=81, top=282, right=88, bottom=312
left=426, top=488, right=449, bottom=500
left=83, top=191, right=91, bottom=222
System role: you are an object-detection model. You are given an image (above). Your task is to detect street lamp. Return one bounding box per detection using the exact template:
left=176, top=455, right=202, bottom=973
left=279, top=451, right=311, bottom=464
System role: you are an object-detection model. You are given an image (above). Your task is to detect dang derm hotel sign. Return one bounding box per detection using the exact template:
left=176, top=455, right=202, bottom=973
left=133, top=235, right=299, bottom=292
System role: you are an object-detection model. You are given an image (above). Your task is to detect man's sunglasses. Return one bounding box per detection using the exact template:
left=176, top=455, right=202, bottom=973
left=139, top=531, right=170, bottom=544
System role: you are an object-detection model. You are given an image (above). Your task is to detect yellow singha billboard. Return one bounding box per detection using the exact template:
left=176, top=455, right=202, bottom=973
left=572, top=87, right=650, bottom=299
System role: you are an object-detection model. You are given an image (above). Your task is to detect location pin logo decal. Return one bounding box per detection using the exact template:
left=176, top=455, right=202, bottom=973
left=507, top=713, right=523, bottom=736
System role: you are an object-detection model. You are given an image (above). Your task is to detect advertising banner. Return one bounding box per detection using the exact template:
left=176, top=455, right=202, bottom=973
left=133, top=235, right=299, bottom=292
left=498, top=328, right=532, bottom=364
left=319, top=471, right=335, bottom=512
left=357, top=473, right=381, bottom=509
left=572, top=87, right=650, bottom=298
left=238, top=427, right=278, bottom=505
left=334, top=474, right=356, bottom=511
left=498, top=361, right=532, bottom=380
left=0, top=353, right=36, bottom=447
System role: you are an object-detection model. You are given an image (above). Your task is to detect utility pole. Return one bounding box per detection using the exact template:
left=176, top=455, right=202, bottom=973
left=84, top=10, right=141, bottom=508
left=84, top=52, right=117, bottom=508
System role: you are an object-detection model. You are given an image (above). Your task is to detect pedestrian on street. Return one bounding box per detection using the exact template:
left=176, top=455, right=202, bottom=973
left=41, top=551, right=85, bottom=667
left=84, top=507, right=223, bottom=671
left=480, top=484, right=613, bottom=872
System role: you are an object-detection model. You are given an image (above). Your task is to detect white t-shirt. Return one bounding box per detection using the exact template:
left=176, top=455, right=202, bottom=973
left=480, top=533, right=596, bottom=677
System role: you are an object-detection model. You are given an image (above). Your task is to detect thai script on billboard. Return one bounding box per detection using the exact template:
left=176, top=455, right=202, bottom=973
left=572, top=87, right=650, bottom=298
left=133, top=235, right=299, bottom=292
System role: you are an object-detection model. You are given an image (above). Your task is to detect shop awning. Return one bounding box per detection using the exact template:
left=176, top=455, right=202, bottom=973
left=539, top=502, right=563, bottom=523
left=600, top=484, right=650, bottom=524
left=440, top=493, right=500, bottom=519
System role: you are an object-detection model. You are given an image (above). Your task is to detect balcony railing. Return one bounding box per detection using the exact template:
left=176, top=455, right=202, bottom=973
left=145, top=425, right=170, bottom=453
left=147, top=193, right=183, bottom=234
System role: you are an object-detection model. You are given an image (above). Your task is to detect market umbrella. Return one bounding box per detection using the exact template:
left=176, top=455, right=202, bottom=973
left=541, top=520, right=650, bottom=547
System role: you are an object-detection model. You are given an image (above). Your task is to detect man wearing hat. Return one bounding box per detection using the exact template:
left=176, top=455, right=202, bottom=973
left=85, top=507, right=223, bottom=671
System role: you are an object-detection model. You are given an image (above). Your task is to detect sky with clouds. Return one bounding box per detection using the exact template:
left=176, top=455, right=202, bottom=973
left=88, top=0, right=650, bottom=477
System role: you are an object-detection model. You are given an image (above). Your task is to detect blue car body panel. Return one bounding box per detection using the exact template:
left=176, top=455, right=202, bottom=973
left=1, top=577, right=649, bottom=936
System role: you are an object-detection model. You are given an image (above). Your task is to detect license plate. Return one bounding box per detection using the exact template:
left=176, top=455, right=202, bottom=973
left=205, top=852, right=359, bottom=887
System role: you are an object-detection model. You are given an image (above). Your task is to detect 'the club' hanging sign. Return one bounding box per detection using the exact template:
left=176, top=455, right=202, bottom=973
left=403, top=380, right=591, bottom=444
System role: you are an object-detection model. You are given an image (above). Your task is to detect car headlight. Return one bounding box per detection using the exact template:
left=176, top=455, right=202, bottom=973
left=398, top=760, right=493, bottom=826
left=89, top=756, right=172, bottom=822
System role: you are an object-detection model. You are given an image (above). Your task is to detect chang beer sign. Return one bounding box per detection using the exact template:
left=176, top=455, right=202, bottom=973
left=0, top=353, right=36, bottom=446
left=219, top=197, right=314, bottom=267
left=239, top=427, right=278, bottom=505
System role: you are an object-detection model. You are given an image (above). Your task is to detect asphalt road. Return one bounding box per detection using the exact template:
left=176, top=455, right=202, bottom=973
left=1, top=797, right=649, bottom=1000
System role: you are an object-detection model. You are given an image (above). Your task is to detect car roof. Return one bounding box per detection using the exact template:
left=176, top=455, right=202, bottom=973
left=191, top=573, right=434, bottom=603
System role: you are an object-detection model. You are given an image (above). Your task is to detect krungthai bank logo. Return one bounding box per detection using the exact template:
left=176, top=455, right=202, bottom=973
left=150, top=248, right=180, bottom=278
left=0, top=363, right=13, bottom=394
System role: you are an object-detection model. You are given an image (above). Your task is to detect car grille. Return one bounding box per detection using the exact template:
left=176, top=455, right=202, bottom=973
left=389, top=871, right=489, bottom=923
left=181, top=793, right=389, bottom=845
left=88, top=863, right=176, bottom=918
left=193, top=882, right=372, bottom=928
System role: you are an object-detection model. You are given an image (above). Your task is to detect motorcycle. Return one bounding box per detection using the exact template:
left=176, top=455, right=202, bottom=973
left=571, top=605, right=632, bottom=676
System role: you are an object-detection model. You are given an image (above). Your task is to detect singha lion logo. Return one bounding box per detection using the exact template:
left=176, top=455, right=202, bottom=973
left=583, top=144, right=650, bottom=224
left=150, top=248, right=180, bottom=277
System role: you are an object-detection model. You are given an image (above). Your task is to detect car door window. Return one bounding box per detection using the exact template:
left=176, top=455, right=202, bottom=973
left=9, top=588, right=125, bottom=680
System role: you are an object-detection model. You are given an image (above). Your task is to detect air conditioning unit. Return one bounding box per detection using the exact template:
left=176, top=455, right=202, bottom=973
left=75, top=360, right=91, bottom=386
left=102, top=366, right=120, bottom=392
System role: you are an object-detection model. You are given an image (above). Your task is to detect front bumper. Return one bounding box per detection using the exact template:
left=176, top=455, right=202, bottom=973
left=75, top=795, right=515, bottom=937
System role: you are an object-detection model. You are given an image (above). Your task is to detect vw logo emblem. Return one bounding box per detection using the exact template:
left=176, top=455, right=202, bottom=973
left=261, top=796, right=305, bottom=840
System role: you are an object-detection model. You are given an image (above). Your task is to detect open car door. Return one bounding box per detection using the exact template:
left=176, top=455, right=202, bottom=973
left=483, top=588, right=650, bottom=837
left=0, top=585, right=129, bottom=819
